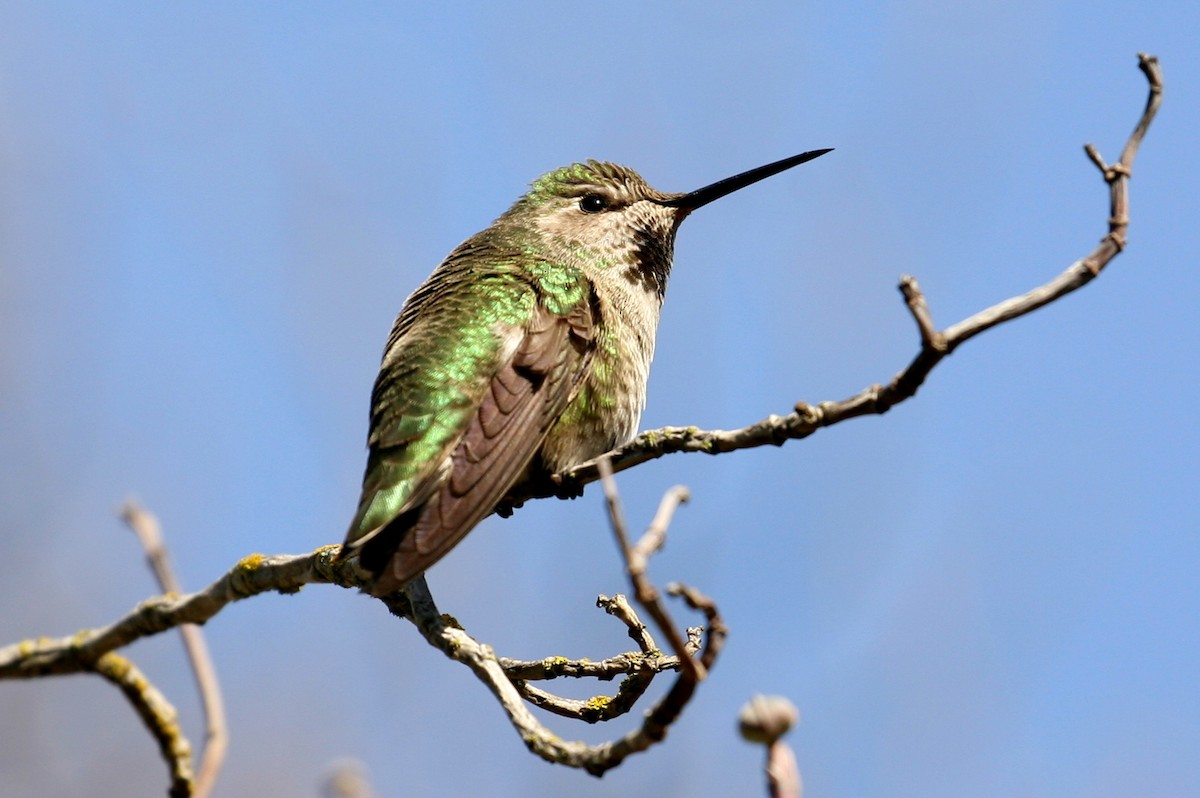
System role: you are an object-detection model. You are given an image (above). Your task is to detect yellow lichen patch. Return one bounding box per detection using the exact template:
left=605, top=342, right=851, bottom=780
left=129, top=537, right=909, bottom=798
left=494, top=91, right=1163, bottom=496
left=236, top=553, right=266, bottom=571
left=541, top=656, right=569, bottom=676
left=584, top=695, right=613, bottom=711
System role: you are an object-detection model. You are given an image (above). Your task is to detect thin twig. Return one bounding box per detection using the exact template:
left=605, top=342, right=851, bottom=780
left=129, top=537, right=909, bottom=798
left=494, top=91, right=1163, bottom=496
left=121, top=501, right=228, bottom=798
left=499, top=650, right=681, bottom=683
left=590, top=460, right=725, bottom=771
left=598, top=459, right=701, bottom=680
left=501, top=53, right=1163, bottom=508
left=633, top=486, right=692, bottom=569
left=503, top=593, right=676, bottom=722
left=667, top=583, right=726, bottom=672
left=898, top=275, right=945, bottom=352
left=596, top=591, right=660, bottom=654
left=398, top=576, right=620, bottom=770
left=92, top=652, right=194, bottom=798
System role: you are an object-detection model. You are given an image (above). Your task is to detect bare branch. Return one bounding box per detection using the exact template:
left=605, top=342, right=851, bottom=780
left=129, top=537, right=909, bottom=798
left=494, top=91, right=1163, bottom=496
left=587, top=460, right=725, bottom=773
left=667, top=582, right=726, bottom=673
left=398, top=576, right=619, bottom=771
left=121, top=501, right=228, bottom=798
left=503, top=53, right=1163, bottom=507
left=499, top=651, right=680, bottom=683
left=92, top=652, right=194, bottom=798
left=898, top=275, right=946, bottom=352
left=2, top=524, right=717, bottom=777
left=391, top=467, right=720, bottom=777
left=0, top=546, right=360, bottom=678
left=633, top=485, right=692, bottom=571
left=503, top=594, right=672, bottom=723
left=596, top=591, right=662, bottom=655
left=599, top=459, right=701, bottom=680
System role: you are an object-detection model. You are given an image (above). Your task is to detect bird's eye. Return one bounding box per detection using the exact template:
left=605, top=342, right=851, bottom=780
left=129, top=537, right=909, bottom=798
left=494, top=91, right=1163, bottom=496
left=579, top=194, right=608, bottom=214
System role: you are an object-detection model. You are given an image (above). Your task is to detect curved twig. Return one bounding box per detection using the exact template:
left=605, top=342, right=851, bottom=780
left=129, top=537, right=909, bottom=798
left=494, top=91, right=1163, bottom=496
left=92, top=652, right=194, bottom=798
left=121, top=501, right=228, bottom=798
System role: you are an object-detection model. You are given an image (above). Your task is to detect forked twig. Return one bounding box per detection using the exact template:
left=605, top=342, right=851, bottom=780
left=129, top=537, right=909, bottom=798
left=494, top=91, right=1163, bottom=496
left=121, top=501, right=228, bottom=798
left=599, top=459, right=699, bottom=679
left=502, top=594, right=682, bottom=723
left=399, top=468, right=722, bottom=776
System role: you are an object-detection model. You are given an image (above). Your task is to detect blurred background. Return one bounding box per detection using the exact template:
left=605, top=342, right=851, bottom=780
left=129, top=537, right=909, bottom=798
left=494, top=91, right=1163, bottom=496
left=1, top=3, right=1196, bottom=797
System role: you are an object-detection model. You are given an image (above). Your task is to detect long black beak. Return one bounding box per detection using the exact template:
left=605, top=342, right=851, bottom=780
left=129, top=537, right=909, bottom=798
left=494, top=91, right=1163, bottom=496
left=662, top=148, right=833, bottom=211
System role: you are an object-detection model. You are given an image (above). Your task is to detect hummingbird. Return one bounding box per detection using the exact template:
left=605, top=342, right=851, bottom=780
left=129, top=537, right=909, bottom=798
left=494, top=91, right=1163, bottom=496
left=340, top=148, right=832, bottom=596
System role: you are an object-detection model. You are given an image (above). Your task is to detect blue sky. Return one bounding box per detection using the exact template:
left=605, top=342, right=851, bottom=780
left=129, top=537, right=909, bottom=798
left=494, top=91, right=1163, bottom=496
left=1, top=3, right=1197, bottom=797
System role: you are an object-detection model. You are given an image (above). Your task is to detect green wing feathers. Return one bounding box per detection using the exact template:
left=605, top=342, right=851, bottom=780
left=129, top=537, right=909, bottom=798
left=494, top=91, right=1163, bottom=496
left=342, top=256, right=596, bottom=595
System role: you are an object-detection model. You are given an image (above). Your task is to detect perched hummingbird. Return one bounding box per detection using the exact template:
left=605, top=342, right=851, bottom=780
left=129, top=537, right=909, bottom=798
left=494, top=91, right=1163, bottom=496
left=341, top=148, right=832, bottom=596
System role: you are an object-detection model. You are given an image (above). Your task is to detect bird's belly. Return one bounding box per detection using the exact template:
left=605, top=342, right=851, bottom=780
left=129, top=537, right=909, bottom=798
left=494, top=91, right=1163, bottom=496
left=537, top=366, right=645, bottom=474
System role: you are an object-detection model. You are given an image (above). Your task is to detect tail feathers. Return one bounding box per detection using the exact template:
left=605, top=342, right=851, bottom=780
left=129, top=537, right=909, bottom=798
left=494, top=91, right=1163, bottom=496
left=347, top=505, right=424, bottom=596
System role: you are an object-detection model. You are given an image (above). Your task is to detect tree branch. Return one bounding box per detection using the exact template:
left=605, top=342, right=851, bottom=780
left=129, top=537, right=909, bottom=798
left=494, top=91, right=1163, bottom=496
left=501, top=594, right=693, bottom=723
left=0, top=524, right=713, bottom=776
left=0, top=546, right=358, bottom=679
left=392, top=466, right=722, bottom=777
left=0, top=53, right=1164, bottom=792
left=502, top=53, right=1164, bottom=509
left=92, top=652, right=194, bottom=798
left=121, top=501, right=228, bottom=798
